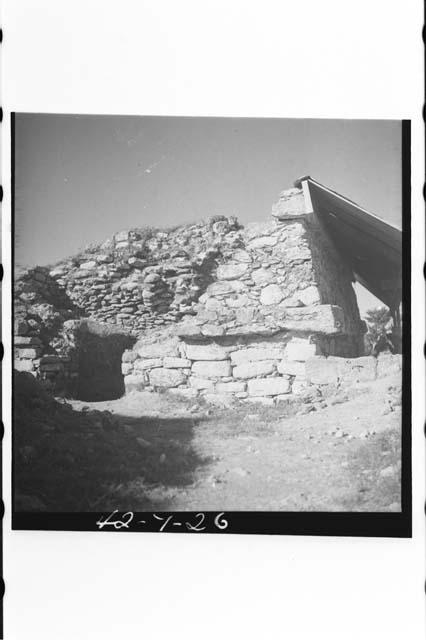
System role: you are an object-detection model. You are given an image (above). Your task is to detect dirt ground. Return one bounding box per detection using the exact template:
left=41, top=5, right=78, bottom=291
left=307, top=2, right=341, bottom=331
left=64, top=372, right=402, bottom=513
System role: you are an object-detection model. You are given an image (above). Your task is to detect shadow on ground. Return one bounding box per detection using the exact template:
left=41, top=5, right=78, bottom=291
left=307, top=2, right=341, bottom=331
left=14, top=372, right=210, bottom=512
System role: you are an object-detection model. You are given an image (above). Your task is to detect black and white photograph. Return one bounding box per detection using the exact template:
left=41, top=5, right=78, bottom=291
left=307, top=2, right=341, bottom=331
left=2, top=2, right=424, bottom=640
left=12, top=114, right=410, bottom=532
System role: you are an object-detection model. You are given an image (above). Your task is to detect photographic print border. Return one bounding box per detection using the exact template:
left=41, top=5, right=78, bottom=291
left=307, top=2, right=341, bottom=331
left=10, top=114, right=412, bottom=537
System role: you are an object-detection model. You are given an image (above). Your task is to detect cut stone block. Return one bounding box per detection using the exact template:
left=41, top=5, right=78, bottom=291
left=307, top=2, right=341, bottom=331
left=14, top=359, right=35, bottom=372
left=215, top=381, right=246, bottom=394
left=231, top=347, right=286, bottom=365
left=277, top=360, right=306, bottom=376
left=163, top=357, right=192, bottom=368
left=136, top=340, right=179, bottom=359
left=273, top=305, right=346, bottom=334
left=271, top=188, right=307, bottom=220
left=233, top=361, right=275, bottom=379
left=284, top=341, right=318, bottom=361
left=149, top=368, right=187, bottom=388
left=185, top=343, right=231, bottom=361
left=247, top=377, right=291, bottom=396
left=305, top=357, right=339, bottom=384
left=192, top=360, right=232, bottom=378
left=134, top=358, right=163, bottom=371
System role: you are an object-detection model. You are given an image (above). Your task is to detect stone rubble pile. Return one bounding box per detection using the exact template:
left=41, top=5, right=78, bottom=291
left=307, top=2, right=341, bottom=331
left=46, top=217, right=242, bottom=333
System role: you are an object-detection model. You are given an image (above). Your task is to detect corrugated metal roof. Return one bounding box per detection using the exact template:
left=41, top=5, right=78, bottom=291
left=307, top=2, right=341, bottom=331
left=303, top=178, right=402, bottom=309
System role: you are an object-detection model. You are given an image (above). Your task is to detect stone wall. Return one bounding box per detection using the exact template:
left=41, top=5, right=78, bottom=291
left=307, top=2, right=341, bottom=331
left=14, top=266, right=134, bottom=397
left=120, top=186, right=368, bottom=404
left=122, top=330, right=401, bottom=406
left=45, top=217, right=243, bottom=334
left=14, top=184, right=368, bottom=401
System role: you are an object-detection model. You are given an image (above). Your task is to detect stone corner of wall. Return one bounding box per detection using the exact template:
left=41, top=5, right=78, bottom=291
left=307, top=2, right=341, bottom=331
left=271, top=185, right=309, bottom=221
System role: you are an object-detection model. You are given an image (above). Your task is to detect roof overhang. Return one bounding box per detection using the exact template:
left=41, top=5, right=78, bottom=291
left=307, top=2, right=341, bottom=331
left=300, top=177, right=402, bottom=309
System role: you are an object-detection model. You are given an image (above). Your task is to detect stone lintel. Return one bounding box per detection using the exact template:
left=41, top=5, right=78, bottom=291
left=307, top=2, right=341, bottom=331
left=272, top=304, right=346, bottom=335
left=177, top=304, right=346, bottom=339
left=271, top=186, right=312, bottom=221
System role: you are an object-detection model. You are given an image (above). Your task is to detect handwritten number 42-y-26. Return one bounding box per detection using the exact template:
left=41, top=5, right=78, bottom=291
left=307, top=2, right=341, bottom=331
left=96, top=511, right=229, bottom=532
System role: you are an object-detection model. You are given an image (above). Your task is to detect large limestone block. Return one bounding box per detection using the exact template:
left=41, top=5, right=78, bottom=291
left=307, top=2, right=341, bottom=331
left=216, top=263, right=248, bottom=280
left=192, top=360, right=232, bottom=378
left=14, top=359, right=35, bottom=372
left=284, top=340, right=318, bottom=361
left=149, top=368, right=187, bottom=388
left=215, top=381, right=247, bottom=394
left=271, top=188, right=307, bottom=220
left=232, top=361, right=275, bottom=379
left=305, top=357, right=339, bottom=384
left=134, top=358, right=163, bottom=371
left=277, top=360, right=306, bottom=376
left=185, top=343, right=231, bottom=361
left=136, top=339, right=179, bottom=359
left=247, top=377, right=291, bottom=396
left=272, top=304, right=346, bottom=334
left=163, top=357, right=192, bottom=368
left=231, top=347, right=286, bottom=365
left=260, top=284, right=284, bottom=305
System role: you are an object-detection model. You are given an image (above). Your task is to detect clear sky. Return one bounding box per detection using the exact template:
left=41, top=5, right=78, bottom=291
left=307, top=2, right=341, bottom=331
left=14, top=114, right=402, bottom=314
